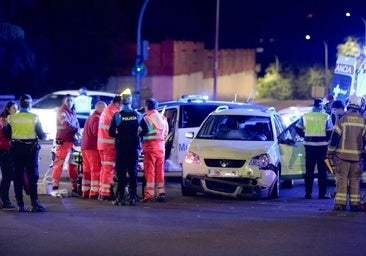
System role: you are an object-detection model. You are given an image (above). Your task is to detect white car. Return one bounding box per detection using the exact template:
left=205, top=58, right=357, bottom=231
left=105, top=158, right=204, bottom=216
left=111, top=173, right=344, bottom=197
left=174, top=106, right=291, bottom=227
left=181, top=106, right=309, bottom=199
left=31, top=90, right=116, bottom=140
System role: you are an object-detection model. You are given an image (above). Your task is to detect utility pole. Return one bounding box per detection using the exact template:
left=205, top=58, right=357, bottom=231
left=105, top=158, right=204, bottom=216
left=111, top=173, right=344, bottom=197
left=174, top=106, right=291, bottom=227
left=213, top=0, right=220, bottom=100
left=132, top=0, right=150, bottom=109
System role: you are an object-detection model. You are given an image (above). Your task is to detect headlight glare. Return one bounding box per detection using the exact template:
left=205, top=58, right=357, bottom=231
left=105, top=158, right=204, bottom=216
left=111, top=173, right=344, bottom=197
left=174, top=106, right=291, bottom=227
left=184, top=151, right=200, bottom=164
left=249, top=153, right=270, bottom=169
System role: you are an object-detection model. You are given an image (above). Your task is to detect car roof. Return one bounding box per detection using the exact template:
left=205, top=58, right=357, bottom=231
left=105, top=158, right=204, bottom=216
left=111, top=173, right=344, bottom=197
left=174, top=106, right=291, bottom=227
left=209, top=107, right=275, bottom=117
left=158, top=99, right=269, bottom=111
left=50, top=90, right=116, bottom=97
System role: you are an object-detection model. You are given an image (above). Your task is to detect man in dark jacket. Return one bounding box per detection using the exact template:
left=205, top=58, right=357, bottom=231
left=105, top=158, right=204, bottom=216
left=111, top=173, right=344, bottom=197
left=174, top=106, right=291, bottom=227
left=109, top=89, right=147, bottom=206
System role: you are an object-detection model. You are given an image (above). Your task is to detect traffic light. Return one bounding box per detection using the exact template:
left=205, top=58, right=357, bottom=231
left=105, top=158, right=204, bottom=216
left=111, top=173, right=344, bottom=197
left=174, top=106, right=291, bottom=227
left=142, top=40, right=149, bottom=61
left=131, top=63, right=147, bottom=77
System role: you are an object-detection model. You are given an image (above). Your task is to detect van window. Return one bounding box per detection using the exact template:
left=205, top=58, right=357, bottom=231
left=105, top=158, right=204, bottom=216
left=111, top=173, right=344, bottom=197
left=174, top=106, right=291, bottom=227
left=180, top=105, right=221, bottom=128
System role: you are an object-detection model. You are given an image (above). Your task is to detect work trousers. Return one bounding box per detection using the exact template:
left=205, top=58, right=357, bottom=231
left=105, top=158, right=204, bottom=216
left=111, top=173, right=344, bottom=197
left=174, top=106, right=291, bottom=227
left=9, top=140, right=40, bottom=205
left=304, top=145, right=328, bottom=196
left=334, top=157, right=362, bottom=206
left=143, top=149, right=165, bottom=199
left=52, top=141, right=78, bottom=191
left=98, top=147, right=116, bottom=197
left=0, top=148, right=14, bottom=205
left=81, top=149, right=101, bottom=198
left=115, top=147, right=139, bottom=200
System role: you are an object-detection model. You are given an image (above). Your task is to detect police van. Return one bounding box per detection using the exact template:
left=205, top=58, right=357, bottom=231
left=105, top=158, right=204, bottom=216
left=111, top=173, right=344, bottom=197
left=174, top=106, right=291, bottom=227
left=139, top=95, right=270, bottom=174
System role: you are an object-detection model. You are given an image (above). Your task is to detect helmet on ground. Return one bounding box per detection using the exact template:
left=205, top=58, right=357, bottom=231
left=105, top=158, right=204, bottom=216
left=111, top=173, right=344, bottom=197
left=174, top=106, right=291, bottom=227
left=120, top=88, right=132, bottom=105
left=19, top=94, right=32, bottom=109
left=347, top=95, right=362, bottom=110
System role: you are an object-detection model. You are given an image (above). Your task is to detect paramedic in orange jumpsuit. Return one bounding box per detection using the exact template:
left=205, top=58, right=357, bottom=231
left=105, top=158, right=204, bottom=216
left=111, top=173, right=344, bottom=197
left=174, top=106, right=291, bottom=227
left=52, top=94, right=80, bottom=194
left=81, top=101, right=106, bottom=199
left=97, top=95, right=122, bottom=200
left=141, top=98, right=169, bottom=202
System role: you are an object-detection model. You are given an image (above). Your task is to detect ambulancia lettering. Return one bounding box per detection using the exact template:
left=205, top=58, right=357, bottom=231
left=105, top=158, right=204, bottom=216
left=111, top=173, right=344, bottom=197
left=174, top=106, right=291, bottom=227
left=334, top=64, right=354, bottom=75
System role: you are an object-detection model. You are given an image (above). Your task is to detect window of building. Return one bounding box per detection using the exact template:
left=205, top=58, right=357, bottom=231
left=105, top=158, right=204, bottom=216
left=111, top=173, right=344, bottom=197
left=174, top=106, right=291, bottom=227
left=180, top=50, right=187, bottom=65
left=193, top=49, right=198, bottom=64
left=206, top=56, right=212, bottom=71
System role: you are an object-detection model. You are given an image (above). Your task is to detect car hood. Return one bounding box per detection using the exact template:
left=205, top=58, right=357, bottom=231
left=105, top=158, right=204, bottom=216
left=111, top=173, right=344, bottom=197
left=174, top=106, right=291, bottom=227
left=189, top=139, right=274, bottom=158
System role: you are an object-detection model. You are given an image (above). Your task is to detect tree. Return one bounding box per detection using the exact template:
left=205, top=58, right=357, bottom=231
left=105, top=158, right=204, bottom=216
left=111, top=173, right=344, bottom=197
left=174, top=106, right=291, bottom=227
left=337, top=36, right=361, bottom=58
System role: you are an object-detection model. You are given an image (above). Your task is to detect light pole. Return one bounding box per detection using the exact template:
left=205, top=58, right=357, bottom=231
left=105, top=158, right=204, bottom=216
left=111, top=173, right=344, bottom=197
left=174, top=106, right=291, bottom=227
left=213, top=0, right=220, bottom=100
left=133, top=0, right=150, bottom=109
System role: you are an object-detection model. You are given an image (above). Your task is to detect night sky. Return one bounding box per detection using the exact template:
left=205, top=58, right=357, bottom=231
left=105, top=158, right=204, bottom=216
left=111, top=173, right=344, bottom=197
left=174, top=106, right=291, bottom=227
left=0, top=0, right=365, bottom=96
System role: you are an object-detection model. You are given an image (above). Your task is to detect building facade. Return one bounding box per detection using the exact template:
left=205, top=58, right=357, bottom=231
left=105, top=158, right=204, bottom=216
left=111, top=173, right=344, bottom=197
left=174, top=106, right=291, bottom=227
left=105, top=40, right=257, bottom=104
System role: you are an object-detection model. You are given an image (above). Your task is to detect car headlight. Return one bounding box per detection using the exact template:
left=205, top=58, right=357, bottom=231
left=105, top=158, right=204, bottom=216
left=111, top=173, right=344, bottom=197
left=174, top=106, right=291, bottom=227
left=184, top=151, right=201, bottom=164
left=249, top=153, right=270, bottom=169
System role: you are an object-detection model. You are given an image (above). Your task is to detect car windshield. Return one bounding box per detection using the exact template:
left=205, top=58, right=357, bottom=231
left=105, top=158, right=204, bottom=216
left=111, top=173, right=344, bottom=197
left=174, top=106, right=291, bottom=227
left=196, top=115, right=273, bottom=141
left=33, top=94, right=65, bottom=108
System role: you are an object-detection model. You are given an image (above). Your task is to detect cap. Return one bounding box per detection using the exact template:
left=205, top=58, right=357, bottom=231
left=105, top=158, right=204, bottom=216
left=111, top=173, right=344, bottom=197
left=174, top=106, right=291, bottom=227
left=19, top=94, right=32, bottom=103
left=120, top=88, right=132, bottom=97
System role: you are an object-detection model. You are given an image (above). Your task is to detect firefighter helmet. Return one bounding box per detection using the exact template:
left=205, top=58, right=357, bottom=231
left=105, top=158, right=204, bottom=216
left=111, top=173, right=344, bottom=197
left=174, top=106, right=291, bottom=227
left=346, top=95, right=362, bottom=110
left=120, top=88, right=132, bottom=105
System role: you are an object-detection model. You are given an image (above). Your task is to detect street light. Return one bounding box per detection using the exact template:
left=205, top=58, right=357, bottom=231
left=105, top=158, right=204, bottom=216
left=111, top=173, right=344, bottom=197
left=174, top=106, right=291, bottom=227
left=345, top=12, right=366, bottom=52
left=133, top=0, right=150, bottom=109
left=305, top=35, right=329, bottom=94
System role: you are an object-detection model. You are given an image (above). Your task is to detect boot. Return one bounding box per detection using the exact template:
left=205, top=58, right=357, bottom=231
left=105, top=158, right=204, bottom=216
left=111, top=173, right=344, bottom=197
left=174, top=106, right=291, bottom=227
left=112, top=196, right=126, bottom=206
left=129, top=195, right=137, bottom=206
left=30, top=201, right=47, bottom=213
left=17, top=200, right=25, bottom=212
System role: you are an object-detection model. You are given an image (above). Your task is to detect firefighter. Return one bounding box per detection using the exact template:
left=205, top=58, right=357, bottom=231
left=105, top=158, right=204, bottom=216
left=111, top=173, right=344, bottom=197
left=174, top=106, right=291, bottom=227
left=5, top=94, right=46, bottom=212
left=327, top=95, right=366, bottom=212
left=52, top=94, right=80, bottom=195
left=81, top=101, right=107, bottom=199
left=97, top=95, right=123, bottom=200
left=0, top=101, right=18, bottom=210
left=296, top=98, right=333, bottom=199
left=109, top=89, right=146, bottom=206
left=140, top=98, right=169, bottom=202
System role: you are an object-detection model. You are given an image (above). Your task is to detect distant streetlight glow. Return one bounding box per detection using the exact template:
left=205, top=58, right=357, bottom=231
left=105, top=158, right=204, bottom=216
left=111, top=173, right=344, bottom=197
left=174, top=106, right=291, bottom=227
left=345, top=12, right=366, bottom=50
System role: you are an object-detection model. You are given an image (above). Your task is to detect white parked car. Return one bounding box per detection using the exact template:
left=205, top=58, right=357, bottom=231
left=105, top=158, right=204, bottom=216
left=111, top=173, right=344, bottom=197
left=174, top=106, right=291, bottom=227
left=181, top=106, right=311, bottom=199
left=31, top=90, right=116, bottom=140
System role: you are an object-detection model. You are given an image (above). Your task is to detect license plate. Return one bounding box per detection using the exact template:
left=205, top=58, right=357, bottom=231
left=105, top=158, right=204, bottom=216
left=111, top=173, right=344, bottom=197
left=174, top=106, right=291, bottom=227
left=208, top=169, right=238, bottom=177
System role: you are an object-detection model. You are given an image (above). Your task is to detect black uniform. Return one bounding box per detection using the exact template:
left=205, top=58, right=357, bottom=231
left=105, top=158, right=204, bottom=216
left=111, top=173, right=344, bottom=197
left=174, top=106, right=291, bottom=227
left=109, top=105, right=145, bottom=205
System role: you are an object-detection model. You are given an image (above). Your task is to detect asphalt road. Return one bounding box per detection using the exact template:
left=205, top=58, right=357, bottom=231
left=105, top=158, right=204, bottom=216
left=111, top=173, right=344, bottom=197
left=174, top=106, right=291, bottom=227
left=1, top=142, right=366, bottom=256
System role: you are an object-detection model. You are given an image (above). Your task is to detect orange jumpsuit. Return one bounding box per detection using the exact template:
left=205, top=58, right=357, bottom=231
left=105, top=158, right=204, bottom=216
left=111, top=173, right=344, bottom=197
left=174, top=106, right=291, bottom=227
left=81, top=110, right=102, bottom=198
left=142, top=109, right=168, bottom=199
left=52, top=104, right=79, bottom=191
left=97, top=104, right=120, bottom=198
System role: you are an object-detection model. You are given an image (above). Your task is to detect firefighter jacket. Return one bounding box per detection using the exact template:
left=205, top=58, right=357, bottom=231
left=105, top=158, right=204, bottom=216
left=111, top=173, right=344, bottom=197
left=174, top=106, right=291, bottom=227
left=7, top=109, right=46, bottom=140
left=0, top=115, right=10, bottom=149
left=81, top=110, right=100, bottom=150
left=97, top=103, right=119, bottom=150
left=295, top=108, right=333, bottom=146
left=142, top=109, right=168, bottom=152
left=56, top=104, right=79, bottom=142
left=327, top=110, right=366, bottom=161
left=108, top=106, right=144, bottom=151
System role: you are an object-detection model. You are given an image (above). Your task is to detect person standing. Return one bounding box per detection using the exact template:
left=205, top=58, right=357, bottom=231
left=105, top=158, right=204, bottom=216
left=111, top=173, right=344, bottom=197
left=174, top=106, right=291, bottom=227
left=74, top=87, right=92, bottom=128
left=5, top=94, right=46, bottom=212
left=97, top=95, right=122, bottom=200
left=140, top=98, right=169, bottom=203
left=296, top=98, right=333, bottom=199
left=330, top=100, right=345, bottom=125
left=109, top=89, right=146, bottom=206
left=81, top=101, right=107, bottom=199
left=0, top=101, right=18, bottom=210
left=52, top=94, right=80, bottom=195
left=327, top=95, right=366, bottom=212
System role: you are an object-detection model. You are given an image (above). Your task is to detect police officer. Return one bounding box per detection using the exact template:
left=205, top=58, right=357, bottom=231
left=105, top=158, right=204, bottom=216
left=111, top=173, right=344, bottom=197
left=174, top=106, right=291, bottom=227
left=296, top=98, right=333, bottom=200
left=5, top=94, right=46, bottom=212
left=109, top=89, right=145, bottom=206
left=327, top=95, right=366, bottom=211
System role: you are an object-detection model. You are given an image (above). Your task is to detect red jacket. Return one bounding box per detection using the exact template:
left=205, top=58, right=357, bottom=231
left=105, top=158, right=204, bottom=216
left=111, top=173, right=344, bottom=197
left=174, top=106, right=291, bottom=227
left=81, top=110, right=100, bottom=150
left=56, top=104, right=79, bottom=142
left=0, top=115, right=10, bottom=150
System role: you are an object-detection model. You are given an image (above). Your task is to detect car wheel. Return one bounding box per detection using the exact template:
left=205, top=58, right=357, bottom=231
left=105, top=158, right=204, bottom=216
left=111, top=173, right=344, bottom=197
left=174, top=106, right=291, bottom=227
left=281, top=179, right=294, bottom=189
left=181, top=181, right=197, bottom=197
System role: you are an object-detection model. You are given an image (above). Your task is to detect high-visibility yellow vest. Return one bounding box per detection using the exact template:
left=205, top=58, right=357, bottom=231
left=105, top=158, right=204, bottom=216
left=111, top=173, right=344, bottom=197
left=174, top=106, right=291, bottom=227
left=8, top=112, right=38, bottom=140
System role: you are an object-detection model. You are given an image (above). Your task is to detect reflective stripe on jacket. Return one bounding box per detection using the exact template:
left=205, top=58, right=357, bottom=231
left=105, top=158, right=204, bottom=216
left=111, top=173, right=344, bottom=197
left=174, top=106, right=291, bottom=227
left=142, top=110, right=168, bottom=152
